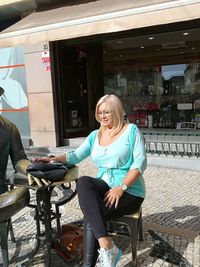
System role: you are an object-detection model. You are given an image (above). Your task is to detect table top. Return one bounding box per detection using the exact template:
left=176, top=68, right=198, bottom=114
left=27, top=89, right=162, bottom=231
left=7, top=166, right=79, bottom=190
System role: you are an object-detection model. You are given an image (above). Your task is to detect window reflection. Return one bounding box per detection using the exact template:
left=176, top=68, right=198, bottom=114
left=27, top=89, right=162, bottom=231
left=104, top=63, right=200, bottom=129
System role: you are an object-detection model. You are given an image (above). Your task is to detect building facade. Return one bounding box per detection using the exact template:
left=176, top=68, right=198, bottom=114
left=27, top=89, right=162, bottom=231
left=0, top=0, right=200, bottom=149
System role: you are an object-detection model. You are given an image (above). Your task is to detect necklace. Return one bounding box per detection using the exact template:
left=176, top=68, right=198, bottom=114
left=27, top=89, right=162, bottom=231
left=105, top=128, right=114, bottom=136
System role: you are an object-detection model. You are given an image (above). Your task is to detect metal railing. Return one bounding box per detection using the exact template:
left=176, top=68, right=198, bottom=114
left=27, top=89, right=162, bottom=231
left=143, top=130, right=200, bottom=157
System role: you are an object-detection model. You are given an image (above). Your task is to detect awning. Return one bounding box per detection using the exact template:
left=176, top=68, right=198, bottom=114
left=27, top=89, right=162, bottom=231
left=0, top=0, right=200, bottom=48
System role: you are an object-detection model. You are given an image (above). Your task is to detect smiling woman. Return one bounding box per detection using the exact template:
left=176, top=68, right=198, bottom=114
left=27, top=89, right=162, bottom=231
left=34, top=94, right=147, bottom=267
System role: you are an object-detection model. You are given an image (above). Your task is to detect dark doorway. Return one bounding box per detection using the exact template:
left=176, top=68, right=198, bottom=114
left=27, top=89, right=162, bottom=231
left=52, top=41, right=104, bottom=144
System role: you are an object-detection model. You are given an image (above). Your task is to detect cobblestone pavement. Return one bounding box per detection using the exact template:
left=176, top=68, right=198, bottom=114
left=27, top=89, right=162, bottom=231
left=1, top=147, right=199, bottom=267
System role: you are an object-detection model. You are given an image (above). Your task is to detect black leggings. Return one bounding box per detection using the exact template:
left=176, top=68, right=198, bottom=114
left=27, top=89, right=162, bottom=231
left=77, top=175, right=144, bottom=267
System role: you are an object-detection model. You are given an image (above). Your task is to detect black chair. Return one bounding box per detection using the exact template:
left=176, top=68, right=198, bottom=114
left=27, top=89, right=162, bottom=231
left=0, top=187, right=30, bottom=267
left=109, top=208, right=143, bottom=266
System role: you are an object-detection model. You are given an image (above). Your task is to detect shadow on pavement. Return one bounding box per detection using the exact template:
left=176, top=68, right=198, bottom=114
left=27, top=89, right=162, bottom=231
left=143, top=204, right=200, bottom=237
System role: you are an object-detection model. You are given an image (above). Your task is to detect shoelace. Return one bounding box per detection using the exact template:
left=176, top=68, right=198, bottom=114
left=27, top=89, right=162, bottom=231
left=98, top=248, right=112, bottom=267
left=97, top=249, right=104, bottom=265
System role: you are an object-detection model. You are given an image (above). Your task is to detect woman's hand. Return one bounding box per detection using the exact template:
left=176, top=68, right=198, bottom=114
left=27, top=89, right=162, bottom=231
left=32, top=157, right=51, bottom=163
left=32, top=154, right=66, bottom=163
left=104, top=186, right=124, bottom=209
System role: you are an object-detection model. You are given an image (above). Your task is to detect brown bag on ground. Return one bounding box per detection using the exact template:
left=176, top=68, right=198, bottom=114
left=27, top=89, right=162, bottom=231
left=54, top=223, right=83, bottom=262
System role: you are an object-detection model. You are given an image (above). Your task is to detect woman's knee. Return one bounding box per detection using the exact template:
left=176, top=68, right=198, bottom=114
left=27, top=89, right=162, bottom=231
left=77, top=176, right=93, bottom=192
left=77, top=176, right=109, bottom=198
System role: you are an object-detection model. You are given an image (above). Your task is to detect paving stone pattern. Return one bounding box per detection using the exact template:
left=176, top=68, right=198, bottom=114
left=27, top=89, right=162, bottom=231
left=0, top=148, right=199, bottom=266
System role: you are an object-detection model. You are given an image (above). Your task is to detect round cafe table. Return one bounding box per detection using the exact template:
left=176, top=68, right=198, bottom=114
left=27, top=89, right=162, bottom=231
left=7, top=165, right=78, bottom=266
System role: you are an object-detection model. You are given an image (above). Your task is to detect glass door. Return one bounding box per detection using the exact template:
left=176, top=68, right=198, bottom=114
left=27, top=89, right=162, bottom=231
left=59, top=44, right=89, bottom=138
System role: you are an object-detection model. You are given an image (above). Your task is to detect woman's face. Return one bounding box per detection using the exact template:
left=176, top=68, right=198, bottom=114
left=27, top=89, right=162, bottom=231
left=98, top=103, right=113, bottom=128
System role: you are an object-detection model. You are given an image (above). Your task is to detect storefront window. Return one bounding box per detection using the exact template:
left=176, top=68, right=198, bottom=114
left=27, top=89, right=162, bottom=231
left=104, top=63, right=200, bottom=129
left=103, top=28, right=200, bottom=130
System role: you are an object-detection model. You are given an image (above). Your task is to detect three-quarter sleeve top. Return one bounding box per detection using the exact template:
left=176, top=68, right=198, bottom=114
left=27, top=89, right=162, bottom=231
left=66, top=123, right=147, bottom=198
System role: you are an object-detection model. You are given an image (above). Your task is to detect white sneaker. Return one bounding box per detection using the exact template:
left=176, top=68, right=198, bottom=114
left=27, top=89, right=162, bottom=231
left=98, top=243, right=122, bottom=267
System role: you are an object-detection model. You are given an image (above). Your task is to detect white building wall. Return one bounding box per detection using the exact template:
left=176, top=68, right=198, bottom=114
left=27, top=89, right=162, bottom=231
left=24, top=42, right=57, bottom=147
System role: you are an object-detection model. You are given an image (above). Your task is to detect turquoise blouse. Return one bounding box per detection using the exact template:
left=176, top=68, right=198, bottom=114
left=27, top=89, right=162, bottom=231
left=66, top=124, right=147, bottom=198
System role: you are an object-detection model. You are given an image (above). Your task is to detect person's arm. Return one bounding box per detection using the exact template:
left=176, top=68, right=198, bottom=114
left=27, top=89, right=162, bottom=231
left=34, top=154, right=66, bottom=163
left=34, top=130, right=98, bottom=165
left=33, top=143, right=91, bottom=165
left=9, top=123, right=30, bottom=174
left=104, top=128, right=147, bottom=209
left=15, top=159, right=30, bottom=174
left=104, top=168, right=141, bottom=209
left=129, top=128, right=147, bottom=174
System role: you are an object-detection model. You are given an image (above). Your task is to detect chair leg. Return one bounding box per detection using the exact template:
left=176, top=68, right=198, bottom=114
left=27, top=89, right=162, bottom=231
left=0, top=221, right=9, bottom=267
left=126, top=219, right=138, bottom=267
left=138, top=215, right=143, bottom=242
left=8, top=219, right=15, bottom=242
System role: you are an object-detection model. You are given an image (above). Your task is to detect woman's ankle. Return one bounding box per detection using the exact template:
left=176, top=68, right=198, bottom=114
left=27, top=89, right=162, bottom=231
left=98, top=236, right=113, bottom=250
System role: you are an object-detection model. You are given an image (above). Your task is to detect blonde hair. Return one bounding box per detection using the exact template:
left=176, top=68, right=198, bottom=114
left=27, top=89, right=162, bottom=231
left=95, top=94, right=125, bottom=137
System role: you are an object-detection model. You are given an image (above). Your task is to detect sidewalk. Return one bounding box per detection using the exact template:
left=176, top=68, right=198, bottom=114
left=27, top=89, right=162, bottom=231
left=1, top=147, right=200, bottom=266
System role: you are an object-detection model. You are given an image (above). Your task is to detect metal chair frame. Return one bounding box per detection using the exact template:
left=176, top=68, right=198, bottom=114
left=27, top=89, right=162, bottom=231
left=0, top=187, right=29, bottom=267
left=109, top=208, right=143, bottom=266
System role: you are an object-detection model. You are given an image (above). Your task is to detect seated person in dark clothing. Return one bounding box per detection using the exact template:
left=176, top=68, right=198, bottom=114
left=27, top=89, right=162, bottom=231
left=0, top=87, right=29, bottom=194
